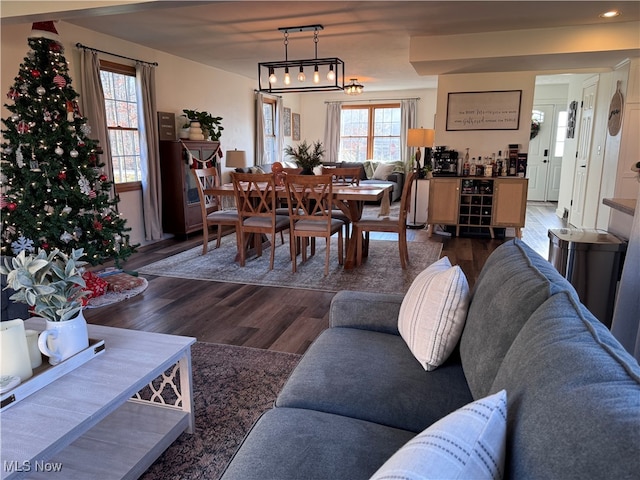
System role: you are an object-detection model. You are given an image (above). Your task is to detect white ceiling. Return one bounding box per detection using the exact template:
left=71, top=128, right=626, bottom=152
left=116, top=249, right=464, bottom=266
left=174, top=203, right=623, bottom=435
left=3, top=1, right=639, bottom=91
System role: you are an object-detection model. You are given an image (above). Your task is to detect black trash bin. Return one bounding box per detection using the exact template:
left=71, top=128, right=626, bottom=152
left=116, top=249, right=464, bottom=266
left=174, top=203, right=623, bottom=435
left=548, top=228, right=627, bottom=328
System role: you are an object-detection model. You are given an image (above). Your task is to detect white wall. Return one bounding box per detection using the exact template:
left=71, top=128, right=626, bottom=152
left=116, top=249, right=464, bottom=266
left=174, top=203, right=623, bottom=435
left=435, top=72, right=536, bottom=158
left=608, top=58, right=640, bottom=240
left=1, top=21, right=256, bottom=247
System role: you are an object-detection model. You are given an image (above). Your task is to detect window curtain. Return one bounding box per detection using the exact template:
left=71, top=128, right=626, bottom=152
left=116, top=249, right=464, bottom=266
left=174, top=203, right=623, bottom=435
left=78, top=49, right=115, bottom=198
left=275, top=96, right=284, bottom=164
left=324, top=102, right=342, bottom=163
left=255, top=92, right=266, bottom=166
left=401, top=99, right=418, bottom=169
left=135, top=63, right=163, bottom=241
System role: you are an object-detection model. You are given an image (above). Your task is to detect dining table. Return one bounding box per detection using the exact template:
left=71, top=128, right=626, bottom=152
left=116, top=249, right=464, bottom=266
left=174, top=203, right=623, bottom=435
left=205, top=181, right=392, bottom=269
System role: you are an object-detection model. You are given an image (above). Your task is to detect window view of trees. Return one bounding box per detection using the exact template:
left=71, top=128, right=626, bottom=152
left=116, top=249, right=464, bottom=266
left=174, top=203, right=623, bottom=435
left=340, top=105, right=400, bottom=162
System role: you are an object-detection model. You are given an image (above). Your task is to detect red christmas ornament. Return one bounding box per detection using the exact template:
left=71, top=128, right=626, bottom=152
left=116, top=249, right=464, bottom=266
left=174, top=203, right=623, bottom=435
left=50, top=42, right=61, bottom=53
left=53, top=74, right=66, bottom=88
left=17, top=121, right=30, bottom=134
left=57, top=171, right=67, bottom=181
left=30, top=69, right=41, bottom=78
left=99, top=174, right=107, bottom=182
left=89, top=154, right=97, bottom=164
left=93, top=220, right=103, bottom=231
left=7, top=88, right=19, bottom=100
left=41, top=242, right=49, bottom=250
left=7, top=202, right=17, bottom=212
left=89, top=190, right=97, bottom=199
left=104, top=215, right=112, bottom=222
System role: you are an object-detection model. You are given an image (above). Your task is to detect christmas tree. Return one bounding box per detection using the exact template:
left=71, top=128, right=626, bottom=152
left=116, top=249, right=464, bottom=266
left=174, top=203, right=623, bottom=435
left=1, top=21, right=136, bottom=266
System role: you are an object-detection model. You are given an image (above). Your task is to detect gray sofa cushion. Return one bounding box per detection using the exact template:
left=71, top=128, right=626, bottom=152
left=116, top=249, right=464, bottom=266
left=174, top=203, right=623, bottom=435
left=329, top=290, right=404, bottom=334
left=220, top=407, right=415, bottom=480
left=459, top=239, right=576, bottom=399
left=490, top=291, right=640, bottom=480
left=276, top=327, right=473, bottom=432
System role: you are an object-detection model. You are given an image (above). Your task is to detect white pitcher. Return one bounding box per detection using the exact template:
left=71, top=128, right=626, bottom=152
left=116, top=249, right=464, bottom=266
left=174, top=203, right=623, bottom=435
left=38, top=310, right=89, bottom=366
left=0, top=319, right=33, bottom=381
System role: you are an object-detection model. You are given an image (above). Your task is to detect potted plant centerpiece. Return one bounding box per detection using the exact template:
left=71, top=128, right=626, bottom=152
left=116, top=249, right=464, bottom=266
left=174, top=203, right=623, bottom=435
left=284, top=140, right=325, bottom=174
left=0, top=248, right=90, bottom=365
left=182, top=109, right=224, bottom=141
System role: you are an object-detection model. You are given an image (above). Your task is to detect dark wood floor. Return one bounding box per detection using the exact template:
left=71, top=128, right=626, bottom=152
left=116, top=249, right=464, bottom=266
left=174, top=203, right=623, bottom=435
left=85, top=202, right=565, bottom=354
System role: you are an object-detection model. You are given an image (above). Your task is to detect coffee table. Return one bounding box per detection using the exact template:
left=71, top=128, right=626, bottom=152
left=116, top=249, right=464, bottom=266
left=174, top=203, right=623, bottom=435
left=1, top=319, right=196, bottom=479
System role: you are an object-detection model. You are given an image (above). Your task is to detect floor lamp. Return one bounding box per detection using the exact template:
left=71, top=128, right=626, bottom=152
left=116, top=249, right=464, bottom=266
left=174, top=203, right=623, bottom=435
left=406, top=128, right=435, bottom=229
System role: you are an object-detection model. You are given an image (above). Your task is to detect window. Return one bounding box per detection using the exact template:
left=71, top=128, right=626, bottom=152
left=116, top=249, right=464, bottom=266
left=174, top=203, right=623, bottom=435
left=340, top=104, right=401, bottom=162
left=554, top=111, right=568, bottom=157
left=100, top=61, right=142, bottom=185
left=262, top=98, right=277, bottom=164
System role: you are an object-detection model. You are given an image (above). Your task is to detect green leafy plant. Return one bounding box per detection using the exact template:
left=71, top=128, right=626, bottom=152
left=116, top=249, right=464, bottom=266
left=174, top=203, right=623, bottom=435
left=182, top=109, right=224, bottom=141
left=284, top=140, right=325, bottom=171
left=0, top=248, right=88, bottom=322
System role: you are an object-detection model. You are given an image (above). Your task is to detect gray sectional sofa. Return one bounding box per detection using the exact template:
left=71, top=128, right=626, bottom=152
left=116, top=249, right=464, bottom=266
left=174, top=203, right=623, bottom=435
left=220, top=239, right=640, bottom=479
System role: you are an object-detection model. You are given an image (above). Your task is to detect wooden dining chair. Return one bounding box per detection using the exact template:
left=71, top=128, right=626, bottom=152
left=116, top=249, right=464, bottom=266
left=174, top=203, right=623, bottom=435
left=321, top=167, right=362, bottom=246
left=321, top=167, right=361, bottom=185
left=192, top=167, right=240, bottom=255
left=352, top=172, right=417, bottom=269
left=230, top=172, right=290, bottom=270
left=285, top=174, right=344, bottom=275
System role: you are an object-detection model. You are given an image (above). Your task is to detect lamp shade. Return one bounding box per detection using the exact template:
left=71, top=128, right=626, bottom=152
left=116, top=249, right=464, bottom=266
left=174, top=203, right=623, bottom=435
left=407, top=128, right=435, bottom=148
left=226, top=150, right=248, bottom=168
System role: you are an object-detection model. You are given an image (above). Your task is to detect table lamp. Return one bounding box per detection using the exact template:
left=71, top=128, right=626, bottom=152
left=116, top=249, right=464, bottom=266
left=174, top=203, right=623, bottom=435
left=407, top=128, right=435, bottom=176
left=226, top=149, right=248, bottom=172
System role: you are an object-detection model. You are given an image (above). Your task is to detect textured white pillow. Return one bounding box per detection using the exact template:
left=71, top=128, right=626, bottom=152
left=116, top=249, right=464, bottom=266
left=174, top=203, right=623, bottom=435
left=372, top=162, right=395, bottom=180
left=398, top=256, right=470, bottom=371
left=370, top=390, right=507, bottom=480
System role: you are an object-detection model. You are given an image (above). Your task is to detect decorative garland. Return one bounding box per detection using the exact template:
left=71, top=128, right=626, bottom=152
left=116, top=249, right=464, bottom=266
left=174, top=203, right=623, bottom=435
left=530, top=119, right=541, bottom=140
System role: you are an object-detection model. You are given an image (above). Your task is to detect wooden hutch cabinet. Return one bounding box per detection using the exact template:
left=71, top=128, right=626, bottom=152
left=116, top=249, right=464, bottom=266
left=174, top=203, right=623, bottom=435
left=427, top=177, right=528, bottom=238
left=159, top=140, right=220, bottom=237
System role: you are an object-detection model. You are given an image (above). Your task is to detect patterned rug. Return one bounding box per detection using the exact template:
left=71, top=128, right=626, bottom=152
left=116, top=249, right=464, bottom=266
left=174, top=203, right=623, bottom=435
left=138, top=234, right=442, bottom=295
left=140, top=342, right=301, bottom=480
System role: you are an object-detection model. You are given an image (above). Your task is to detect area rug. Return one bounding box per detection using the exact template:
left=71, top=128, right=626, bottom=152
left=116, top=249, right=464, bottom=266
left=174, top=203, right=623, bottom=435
left=85, top=277, right=149, bottom=308
left=140, top=342, right=300, bottom=480
left=138, top=234, right=442, bottom=295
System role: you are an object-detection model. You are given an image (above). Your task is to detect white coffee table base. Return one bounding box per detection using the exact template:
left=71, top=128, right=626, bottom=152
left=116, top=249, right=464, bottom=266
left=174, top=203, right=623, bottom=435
left=1, top=320, right=195, bottom=480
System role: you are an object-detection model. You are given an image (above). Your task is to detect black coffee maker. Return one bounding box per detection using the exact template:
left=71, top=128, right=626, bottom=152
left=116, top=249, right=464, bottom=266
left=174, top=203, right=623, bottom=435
left=432, top=147, right=459, bottom=176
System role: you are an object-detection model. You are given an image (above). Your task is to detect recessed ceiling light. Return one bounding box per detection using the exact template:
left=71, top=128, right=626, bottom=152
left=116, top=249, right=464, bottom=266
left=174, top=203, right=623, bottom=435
left=600, top=10, right=620, bottom=18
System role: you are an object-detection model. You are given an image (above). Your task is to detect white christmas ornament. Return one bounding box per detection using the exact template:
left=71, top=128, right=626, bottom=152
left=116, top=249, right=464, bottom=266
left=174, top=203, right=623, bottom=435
left=60, top=231, right=73, bottom=243
left=62, top=205, right=72, bottom=215
left=55, top=146, right=64, bottom=155
left=78, top=175, right=91, bottom=195
left=36, top=86, right=46, bottom=95
left=11, top=235, right=35, bottom=255
left=70, top=149, right=79, bottom=158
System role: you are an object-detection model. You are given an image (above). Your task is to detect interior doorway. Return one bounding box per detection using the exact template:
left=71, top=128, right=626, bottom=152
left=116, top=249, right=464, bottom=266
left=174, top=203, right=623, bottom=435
left=527, top=104, right=565, bottom=201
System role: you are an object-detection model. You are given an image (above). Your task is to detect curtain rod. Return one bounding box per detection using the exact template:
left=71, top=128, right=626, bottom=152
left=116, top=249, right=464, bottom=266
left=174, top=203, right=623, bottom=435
left=75, top=43, right=158, bottom=67
left=326, top=97, right=420, bottom=104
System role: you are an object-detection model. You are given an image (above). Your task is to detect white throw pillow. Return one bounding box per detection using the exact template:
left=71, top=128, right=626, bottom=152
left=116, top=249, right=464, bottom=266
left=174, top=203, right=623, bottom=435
left=398, top=256, right=470, bottom=371
left=370, top=390, right=507, bottom=480
left=372, top=162, right=395, bottom=180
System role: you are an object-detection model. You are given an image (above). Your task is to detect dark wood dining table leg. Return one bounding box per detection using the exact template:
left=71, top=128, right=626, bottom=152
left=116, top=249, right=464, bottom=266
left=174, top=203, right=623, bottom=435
left=338, top=200, right=365, bottom=270
left=234, top=233, right=271, bottom=262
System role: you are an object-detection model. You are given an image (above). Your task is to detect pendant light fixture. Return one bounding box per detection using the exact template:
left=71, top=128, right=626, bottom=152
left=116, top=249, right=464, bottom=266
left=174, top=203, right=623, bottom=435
left=344, top=78, right=364, bottom=95
left=258, top=25, right=345, bottom=93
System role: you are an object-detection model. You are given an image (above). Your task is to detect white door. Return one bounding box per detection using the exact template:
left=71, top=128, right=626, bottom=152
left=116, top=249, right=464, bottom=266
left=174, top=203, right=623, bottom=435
left=527, top=105, right=556, bottom=201
left=570, top=78, right=598, bottom=227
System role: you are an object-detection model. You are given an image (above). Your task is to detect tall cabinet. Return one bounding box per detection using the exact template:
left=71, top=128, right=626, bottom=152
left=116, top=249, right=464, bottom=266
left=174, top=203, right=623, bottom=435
left=427, top=177, right=528, bottom=238
left=159, top=140, right=220, bottom=237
